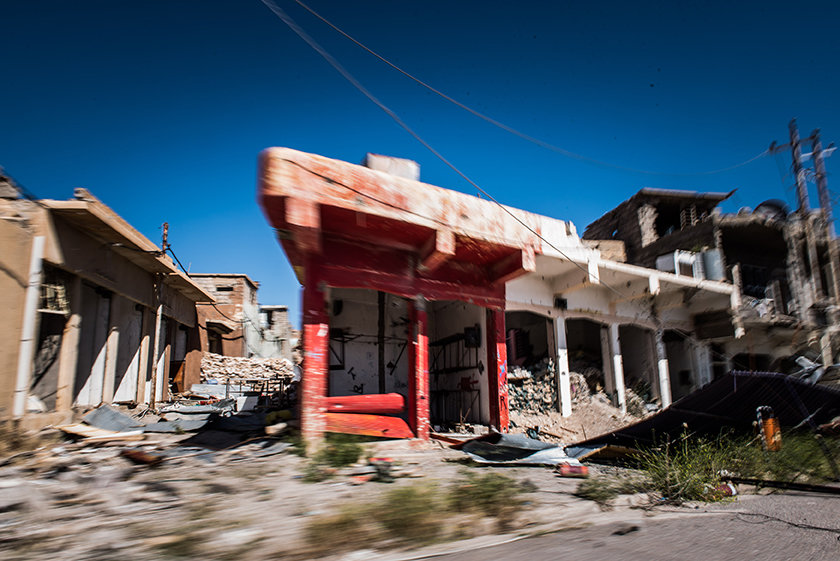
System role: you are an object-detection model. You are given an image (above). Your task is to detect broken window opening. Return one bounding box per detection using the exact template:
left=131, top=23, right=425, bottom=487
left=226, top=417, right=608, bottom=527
left=618, top=325, right=656, bottom=403
left=505, top=311, right=557, bottom=414
left=663, top=330, right=696, bottom=400
left=565, top=318, right=607, bottom=395
left=654, top=202, right=684, bottom=238
left=731, top=353, right=771, bottom=373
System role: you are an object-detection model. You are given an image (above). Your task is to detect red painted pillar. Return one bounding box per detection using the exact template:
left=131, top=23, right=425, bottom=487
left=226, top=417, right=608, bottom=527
left=408, top=298, right=430, bottom=439
left=486, top=308, right=510, bottom=431
left=301, top=262, right=329, bottom=451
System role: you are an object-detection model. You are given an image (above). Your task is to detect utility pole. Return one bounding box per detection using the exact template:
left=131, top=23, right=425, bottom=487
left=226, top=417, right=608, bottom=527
left=161, top=222, right=170, bottom=255
left=811, top=130, right=834, bottom=236
left=789, top=119, right=811, bottom=213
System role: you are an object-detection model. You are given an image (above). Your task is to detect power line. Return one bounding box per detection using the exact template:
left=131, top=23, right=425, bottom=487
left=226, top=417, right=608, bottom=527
left=286, top=0, right=769, bottom=177
left=260, top=0, right=626, bottom=301
left=261, top=1, right=814, bottom=376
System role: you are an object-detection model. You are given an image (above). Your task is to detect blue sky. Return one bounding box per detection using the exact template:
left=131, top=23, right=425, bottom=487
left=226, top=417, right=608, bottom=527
left=3, top=1, right=839, bottom=325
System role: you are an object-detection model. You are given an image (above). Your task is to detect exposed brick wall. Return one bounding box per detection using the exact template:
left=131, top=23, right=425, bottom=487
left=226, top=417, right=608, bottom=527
left=193, top=276, right=256, bottom=357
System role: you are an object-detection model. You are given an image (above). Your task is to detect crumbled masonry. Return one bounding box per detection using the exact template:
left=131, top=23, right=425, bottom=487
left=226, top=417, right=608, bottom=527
left=200, top=352, right=294, bottom=382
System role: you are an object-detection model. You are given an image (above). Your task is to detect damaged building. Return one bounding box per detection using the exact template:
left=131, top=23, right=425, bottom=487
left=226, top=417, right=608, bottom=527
left=258, top=148, right=735, bottom=445
left=583, top=182, right=840, bottom=377
left=0, top=178, right=213, bottom=427
left=193, top=274, right=298, bottom=362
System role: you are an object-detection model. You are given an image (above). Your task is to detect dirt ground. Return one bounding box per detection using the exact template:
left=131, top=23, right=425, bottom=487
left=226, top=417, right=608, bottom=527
left=0, top=421, right=726, bottom=561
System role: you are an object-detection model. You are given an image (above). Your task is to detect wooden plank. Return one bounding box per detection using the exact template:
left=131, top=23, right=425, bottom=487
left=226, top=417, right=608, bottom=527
left=325, top=413, right=414, bottom=439
left=325, top=393, right=405, bottom=415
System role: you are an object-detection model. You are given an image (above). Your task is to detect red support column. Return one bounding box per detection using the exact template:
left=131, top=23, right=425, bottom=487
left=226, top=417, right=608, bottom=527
left=408, top=298, right=430, bottom=439
left=301, top=262, right=329, bottom=451
left=486, top=308, right=510, bottom=432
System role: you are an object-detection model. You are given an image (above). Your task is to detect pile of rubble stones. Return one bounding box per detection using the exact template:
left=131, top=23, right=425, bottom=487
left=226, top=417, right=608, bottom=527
left=200, top=352, right=294, bottom=382
left=508, top=358, right=559, bottom=413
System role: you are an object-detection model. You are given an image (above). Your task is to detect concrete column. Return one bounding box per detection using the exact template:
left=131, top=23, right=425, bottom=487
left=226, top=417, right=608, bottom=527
left=407, top=297, right=430, bottom=439
left=101, top=296, right=121, bottom=404
left=693, top=341, right=713, bottom=388
left=148, top=301, right=163, bottom=407
left=56, top=276, right=82, bottom=412
left=14, top=236, right=45, bottom=417
left=820, top=332, right=834, bottom=372
left=136, top=306, right=152, bottom=403
left=600, top=326, right=615, bottom=396
left=486, top=308, right=510, bottom=431
left=654, top=327, right=672, bottom=408
left=554, top=316, right=572, bottom=417
left=731, top=263, right=746, bottom=338
left=301, top=261, right=329, bottom=451
left=609, top=323, right=626, bottom=414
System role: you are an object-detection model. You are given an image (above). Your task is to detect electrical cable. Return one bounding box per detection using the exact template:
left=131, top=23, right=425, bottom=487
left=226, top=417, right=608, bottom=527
left=261, top=0, right=628, bottom=301
left=262, top=1, right=808, bottom=373
left=285, top=0, right=770, bottom=177
left=260, top=1, right=826, bottom=381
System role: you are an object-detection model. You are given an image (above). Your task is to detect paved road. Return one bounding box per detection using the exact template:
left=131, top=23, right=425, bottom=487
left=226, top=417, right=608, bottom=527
left=431, top=493, right=840, bottom=561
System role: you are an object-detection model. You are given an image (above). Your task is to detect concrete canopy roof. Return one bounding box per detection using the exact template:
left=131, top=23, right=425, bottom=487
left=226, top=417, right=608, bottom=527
left=258, top=148, right=590, bottom=294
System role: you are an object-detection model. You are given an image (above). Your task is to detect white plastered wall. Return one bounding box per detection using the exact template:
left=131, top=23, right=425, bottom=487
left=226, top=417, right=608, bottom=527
left=327, top=288, right=410, bottom=398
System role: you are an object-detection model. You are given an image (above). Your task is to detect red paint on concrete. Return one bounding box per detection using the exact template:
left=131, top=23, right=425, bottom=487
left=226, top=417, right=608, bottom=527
left=325, top=413, right=415, bottom=439
left=408, top=301, right=430, bottom=439
left=259, top=148, right=532, bottom=441
left=325, top=393, right=406, bottom=415
left=486, top=309, right=510, bottom=431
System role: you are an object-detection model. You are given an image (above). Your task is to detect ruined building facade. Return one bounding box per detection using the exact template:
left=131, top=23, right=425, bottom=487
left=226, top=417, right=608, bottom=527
left=0, top=180, right=213, bottom=426
left=584, top=186, right=840, bottom=375
left=192, top=274, right=297, bottom=361
left=258, top=149, right=735, bottom=446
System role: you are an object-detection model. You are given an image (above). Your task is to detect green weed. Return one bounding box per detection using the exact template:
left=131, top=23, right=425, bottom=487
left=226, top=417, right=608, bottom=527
left=449, top=471, right=523, bottom=517
left=374, top=483, right=444, bottom=543
left=314, top=433, right=365, bottom=467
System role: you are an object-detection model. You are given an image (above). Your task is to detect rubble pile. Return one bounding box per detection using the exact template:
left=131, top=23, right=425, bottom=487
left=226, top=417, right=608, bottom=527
left=200, top=352, right=294, bottom=382
left=508, top=358, right=558, bottom=413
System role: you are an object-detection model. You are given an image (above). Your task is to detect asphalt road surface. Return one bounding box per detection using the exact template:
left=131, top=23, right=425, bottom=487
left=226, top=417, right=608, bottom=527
left=433, top=492, right=840, bottom=561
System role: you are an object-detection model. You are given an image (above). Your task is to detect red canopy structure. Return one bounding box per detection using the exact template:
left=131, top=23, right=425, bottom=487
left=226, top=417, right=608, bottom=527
left=258, top=148, right=555, bottom=446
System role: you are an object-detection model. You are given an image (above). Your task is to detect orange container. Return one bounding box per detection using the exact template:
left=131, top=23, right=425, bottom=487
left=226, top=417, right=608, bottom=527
left=762, top=417, right=782, bottom=451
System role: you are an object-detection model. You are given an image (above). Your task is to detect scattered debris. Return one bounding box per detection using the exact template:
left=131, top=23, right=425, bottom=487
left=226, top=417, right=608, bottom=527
left=201, top=352, right=294, bottom=382
left=572, top=371, right=840, bottom=450
left=507, top=358, right=557, bottom=413
left=453, top=432, right=585, bottom=467
left=54, top=423, right=144, bottom=442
